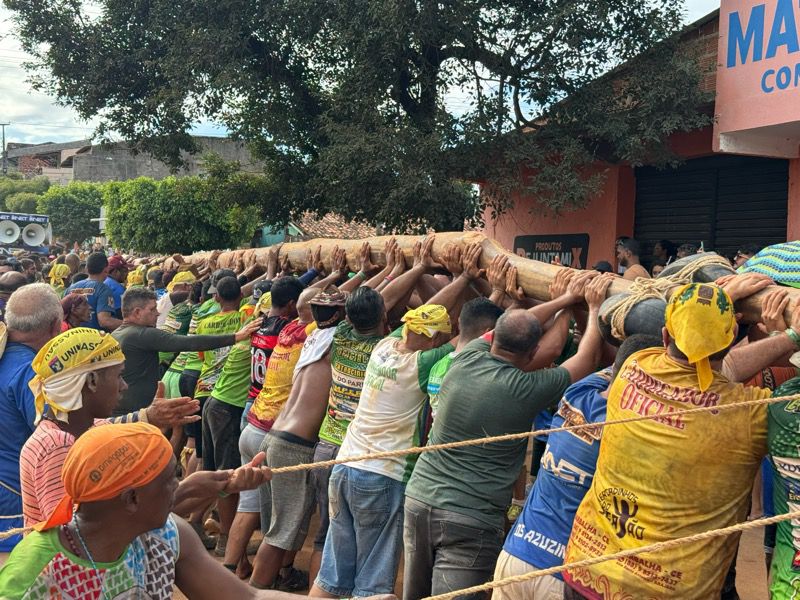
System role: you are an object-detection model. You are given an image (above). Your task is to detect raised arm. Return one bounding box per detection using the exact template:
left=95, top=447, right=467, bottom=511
left=380, top=235, right=435, bottom=313
left=427, top=243, right=485, bottom=319
left=560, top=274, right=614, bottom=383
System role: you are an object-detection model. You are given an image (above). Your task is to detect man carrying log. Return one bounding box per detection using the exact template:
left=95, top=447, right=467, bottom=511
left=562, top=274, right=800, bottom=599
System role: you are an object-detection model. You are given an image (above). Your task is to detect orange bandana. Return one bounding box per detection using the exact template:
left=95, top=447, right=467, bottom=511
left=35, top=422, right=172, bottom=531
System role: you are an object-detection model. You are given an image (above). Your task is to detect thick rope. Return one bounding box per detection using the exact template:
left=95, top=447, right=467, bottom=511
left=422, top=509, right=800, bottom=600
left=608, top=254, right=735, bottom=340
left=268, top=392, right=798, bottom=474
left=1, top=391, right=795, bottom=541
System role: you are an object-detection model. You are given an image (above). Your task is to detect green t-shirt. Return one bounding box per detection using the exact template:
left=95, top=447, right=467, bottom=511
left=406, top=337, right=571, bottom=529
left=317, top=321, right=384, bottom=446
left=158, top=300, right=194, bottom=365
left=769, top=377, right=800, bottom=598
left=210, top=309, right=260, bottom=408
left=194, top=309, right=243, bottom=398
left=426, top=352, right=454, bottom=417
left=170, top=298, right=220, bottom=374
left=0, top=516, right=180, bottom=599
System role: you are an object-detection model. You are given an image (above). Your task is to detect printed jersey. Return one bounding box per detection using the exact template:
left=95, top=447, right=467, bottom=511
left=564, top=348, right=769, bottom=600
left=504, top=371, right=611, bottom=578
left=426, top=352, right=454, bottom=417
left=158, top=300, right=193, bottom=365
left=768, top=377, right=800, bottom=599
left=168, top=299, right=220, bottom=375
left=62, top=280, right=115, bottom=330
left=248, top=315, right=289, bottom=401
left=317, top=321, right=383, bottom=446
left=249, top=320, right=316, bottom=431
left=339, top=336, right=453, bottom=482
left=0, top=516, right=180, bottom=599
left=194, top=310, right=244, bottom=397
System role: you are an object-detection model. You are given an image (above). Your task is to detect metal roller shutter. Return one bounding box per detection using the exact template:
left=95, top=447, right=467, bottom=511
left=634, top=155, right=787, bottom=268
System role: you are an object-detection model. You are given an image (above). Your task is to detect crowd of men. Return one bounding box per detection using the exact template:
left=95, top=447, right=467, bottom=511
left=0, top=236, right=798, bottom=600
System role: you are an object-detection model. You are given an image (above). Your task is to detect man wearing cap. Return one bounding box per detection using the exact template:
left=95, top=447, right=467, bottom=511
left=112, top=287, right=260, bottom=416
left=1, top=423, right=397, bottom=600
left=104, top=254, right=132, bottom=320
left=562, top=276, right=793, bottom=599
left=156, top=270, right=195, bottom=328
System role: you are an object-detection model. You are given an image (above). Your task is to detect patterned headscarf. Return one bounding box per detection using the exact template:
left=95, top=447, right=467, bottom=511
left=401, top=304, right=451, bottom=342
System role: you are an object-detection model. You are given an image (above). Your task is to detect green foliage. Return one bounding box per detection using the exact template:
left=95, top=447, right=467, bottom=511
left=103, top=176, right=250, bottom=253
left=0, top=175, right=50, bottom=208
left=5, top=191, right=40, bottom=214
left=37, top=181, right=104, bottom=244
left=6, top=0, right=712, bottom=229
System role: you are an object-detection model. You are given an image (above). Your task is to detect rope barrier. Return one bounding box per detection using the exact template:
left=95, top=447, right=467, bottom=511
left=268, top=392, right=798, bottom=474
left=1, top=391, right=796, bottom=540
left=422, top=510, right=800, bottom=600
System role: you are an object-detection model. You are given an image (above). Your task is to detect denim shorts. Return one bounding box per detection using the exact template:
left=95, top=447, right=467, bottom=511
left=311, top=440, right=340, bottom=551
left=315, top=465, right=405, bottom=597
left=237, top=423, right=267, bottom=513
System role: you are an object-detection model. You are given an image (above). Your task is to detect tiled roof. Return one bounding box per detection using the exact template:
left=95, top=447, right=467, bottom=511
left=294, top=212, right=378, bottom=240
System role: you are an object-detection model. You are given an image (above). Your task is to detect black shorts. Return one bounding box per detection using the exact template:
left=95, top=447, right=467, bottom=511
left=202, top=397, right=244, bottom=471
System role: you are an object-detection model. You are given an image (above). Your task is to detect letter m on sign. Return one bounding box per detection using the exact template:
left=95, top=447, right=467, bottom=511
left=727, top=4, right=766, bottom=67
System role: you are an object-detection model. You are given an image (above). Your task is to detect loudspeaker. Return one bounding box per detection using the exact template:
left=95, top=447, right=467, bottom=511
left=21, top=223, right=47, bottom=247
left=0, top=221, right=20, bottom=244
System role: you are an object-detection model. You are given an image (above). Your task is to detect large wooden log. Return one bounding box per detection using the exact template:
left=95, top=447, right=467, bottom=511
left=174, top=232, right=796, bottom=329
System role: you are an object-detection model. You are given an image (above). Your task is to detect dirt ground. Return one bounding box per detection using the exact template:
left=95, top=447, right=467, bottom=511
left=174, top=515, right=771, bottom=599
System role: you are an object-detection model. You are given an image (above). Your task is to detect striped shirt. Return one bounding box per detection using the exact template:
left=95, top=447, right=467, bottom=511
left=20, top=415, right=143, bottom=527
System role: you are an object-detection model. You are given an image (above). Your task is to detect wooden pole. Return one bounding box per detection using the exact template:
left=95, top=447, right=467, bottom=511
left=172, top=232, right=790, bottom=327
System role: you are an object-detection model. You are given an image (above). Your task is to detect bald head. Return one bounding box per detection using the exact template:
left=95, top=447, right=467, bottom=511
left=6, top=283, right=63, bottom=346
left=493, top=309, right=542, bottom=356
left=0, top=272, right=28, bottom=294
left=64, top=253, right=81, bottom=274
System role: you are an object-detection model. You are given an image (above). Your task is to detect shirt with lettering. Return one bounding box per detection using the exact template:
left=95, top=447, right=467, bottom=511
left=317, top=321, right=384, bottom=446
left=339, top=335, right=453, bottom=483
left=504, top=371, right=611, bottom=578
left=194, top=309, right=245, bottom=397
left=564, top=348, right=769, bottom=600
left=103, top=276, right=125, bottom=319
left=62, top=280, right=115, bottom=330
left=249, top=319, right=316, bottom=431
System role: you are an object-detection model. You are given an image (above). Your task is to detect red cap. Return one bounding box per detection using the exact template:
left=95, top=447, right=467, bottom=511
left=107, top=255, right=132, bottom=270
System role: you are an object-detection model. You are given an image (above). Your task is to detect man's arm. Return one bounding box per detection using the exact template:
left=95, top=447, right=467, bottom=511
left=559, top=274, right=614, bottom=383
left=137, top=320, right=260, bottom=352
left=96, top=285, right=123, bottom=331
left=381, top=236, right=435, bottom=312
left=97, top=311, right=122, bottom=331
left=530, top=309, right=572, bottom=370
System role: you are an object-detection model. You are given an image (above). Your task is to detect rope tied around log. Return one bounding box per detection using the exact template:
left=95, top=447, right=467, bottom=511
left=607, top=254, right=737, bottom=340
left=421, top=509, right=800, bottom=600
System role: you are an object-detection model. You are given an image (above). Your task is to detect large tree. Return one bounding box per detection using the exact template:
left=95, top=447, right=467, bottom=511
left=6, top=0, right=710, bottom=231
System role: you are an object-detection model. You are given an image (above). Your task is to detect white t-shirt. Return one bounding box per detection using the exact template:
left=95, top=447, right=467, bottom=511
left=338, top=335, right=452, bottom=483
left=156, top=293, right=173, bottom=328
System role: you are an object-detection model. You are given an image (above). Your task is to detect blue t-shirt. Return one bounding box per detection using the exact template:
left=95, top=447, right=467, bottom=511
left=0, top=343, right=37, bottom=551
left=504, top=371, right=611, bottom=577
left=63, top=279, right=115, bottom=330
left=104, top=277, right=125, bottom=319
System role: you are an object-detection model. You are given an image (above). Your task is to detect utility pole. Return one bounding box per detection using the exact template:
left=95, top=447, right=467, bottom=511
left=0, top=123, right=8, bottom=175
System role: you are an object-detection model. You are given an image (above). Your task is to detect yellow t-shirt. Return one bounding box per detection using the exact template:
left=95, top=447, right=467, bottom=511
left=564, top=347, right=769, bottom=600
left=248, top=320, right=317, bottom=430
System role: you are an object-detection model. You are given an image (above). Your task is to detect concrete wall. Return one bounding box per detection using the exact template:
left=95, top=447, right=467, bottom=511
left=73, top=136, right=262, bottom=182
left=482, top=165, right=635, bottom=268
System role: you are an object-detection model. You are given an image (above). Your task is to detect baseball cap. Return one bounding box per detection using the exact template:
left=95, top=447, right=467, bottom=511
left=108, top=255, right=132, bottom=271
left=249, top=280, right=273, bottom=305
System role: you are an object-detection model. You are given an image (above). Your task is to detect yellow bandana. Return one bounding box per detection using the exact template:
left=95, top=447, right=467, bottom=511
left=665, top=283, right=735, bottom=391
left=29, top=327, right=125, bottom=424
left=166, top=271, right=196, bottom=292
left=49, top=264, right=71, bottom=288
left=254, top=292, right=273, bottom=317
left=401, top=304, right=451, bottom=342
left=127, top=266, right=146, bottom=287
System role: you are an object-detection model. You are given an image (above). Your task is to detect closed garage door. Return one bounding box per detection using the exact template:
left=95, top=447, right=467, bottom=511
left=634, top=155, right=787, bottom=268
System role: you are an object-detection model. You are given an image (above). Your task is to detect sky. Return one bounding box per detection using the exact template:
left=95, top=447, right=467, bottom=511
left=0, top=0, right=721, bottom=146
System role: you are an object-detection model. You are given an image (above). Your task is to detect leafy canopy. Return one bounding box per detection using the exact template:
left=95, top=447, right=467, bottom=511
left=6, top=0, right=710, bottom=230
left=103, top=176, right=251, bottom=253
left=37, top=181, right=103, bottom=244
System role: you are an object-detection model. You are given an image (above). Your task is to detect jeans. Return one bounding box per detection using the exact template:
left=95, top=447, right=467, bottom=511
left=315, top=465, right=405, bottom=597
left=311, top=440, right=340, bottom=551
left=403, top=496, right=504, bottom=600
